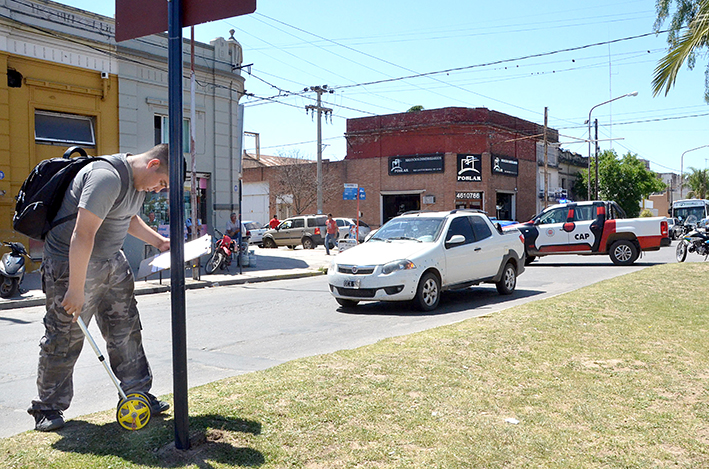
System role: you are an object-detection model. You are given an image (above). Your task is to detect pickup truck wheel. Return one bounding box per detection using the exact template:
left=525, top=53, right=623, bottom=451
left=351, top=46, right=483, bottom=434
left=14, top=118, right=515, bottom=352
left=413, top=272, right=440, bottom=312
left=496, top=262, right=517, bottom=295
left=676, top=240, right=688, bottom=262
left=609, top=240, right=638, bottom=266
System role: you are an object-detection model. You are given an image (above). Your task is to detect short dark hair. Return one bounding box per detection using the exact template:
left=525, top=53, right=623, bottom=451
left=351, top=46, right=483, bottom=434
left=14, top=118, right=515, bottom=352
left=146, top=143, right=169, bottom=170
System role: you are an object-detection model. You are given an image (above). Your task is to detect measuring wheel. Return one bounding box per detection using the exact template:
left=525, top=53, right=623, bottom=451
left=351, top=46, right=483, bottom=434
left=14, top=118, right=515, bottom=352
left=116, top=392, right=151, bottom=430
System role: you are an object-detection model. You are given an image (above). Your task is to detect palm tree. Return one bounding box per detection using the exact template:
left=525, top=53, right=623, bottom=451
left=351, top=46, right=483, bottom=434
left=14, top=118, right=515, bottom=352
left=685, top=167, right=709, bottom=199
left=652, top=0, right=709, bottom=101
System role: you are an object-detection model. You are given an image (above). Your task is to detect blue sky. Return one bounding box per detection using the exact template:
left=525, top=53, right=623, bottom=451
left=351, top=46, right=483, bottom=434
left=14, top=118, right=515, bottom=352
left=60, top=0, right=709, bottom=175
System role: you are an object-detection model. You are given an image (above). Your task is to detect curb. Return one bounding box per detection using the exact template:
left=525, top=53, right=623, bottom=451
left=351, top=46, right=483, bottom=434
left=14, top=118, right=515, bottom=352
left=0, top=270, right=326, bottom=311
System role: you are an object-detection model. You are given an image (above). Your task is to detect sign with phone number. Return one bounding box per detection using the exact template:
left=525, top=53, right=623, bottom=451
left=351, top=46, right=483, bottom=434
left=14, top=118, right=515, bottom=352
left=456, top=191, right=483, bottom=199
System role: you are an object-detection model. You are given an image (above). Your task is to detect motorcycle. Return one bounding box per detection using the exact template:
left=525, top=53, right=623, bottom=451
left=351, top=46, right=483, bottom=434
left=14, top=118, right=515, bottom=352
left=205, top=229, right=236, bottom=274
left=0, top=241, right=28, bottom=298
left=676, top=221, right=709, bottom=263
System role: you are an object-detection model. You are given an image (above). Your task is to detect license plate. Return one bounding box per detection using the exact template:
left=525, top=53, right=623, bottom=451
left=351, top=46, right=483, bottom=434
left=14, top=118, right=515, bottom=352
left=343, top=279, right=360, bottom=289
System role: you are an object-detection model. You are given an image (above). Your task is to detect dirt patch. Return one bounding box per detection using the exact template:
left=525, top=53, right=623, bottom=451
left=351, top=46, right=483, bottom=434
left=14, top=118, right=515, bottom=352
left=156, top=429, right=262, bottom=467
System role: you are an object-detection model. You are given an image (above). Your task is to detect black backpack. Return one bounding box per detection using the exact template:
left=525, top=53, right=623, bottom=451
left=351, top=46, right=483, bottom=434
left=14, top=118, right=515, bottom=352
left=13, top=146, right=128, bottom=240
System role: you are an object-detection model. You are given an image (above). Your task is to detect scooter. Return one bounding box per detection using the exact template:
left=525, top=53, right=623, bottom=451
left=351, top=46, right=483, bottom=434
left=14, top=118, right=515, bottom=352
left=0, top=241, right=28, bottom=298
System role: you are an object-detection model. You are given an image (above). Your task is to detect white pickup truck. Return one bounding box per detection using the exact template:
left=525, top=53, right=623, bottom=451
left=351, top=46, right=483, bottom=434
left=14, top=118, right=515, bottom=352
left=506, top=200, right=670, bottom=265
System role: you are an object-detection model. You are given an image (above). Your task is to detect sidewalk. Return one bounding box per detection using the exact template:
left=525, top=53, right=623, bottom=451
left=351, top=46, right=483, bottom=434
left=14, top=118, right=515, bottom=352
left=0, top=245, right=334, bottom=311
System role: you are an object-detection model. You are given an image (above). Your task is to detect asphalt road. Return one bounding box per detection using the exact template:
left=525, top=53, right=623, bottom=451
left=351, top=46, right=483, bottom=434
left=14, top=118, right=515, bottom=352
left=0, top=243, right=691, bottom=438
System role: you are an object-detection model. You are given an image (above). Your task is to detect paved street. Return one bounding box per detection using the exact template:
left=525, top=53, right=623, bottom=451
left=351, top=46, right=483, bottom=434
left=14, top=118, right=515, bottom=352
left=0, top=242, right=692, bottom=438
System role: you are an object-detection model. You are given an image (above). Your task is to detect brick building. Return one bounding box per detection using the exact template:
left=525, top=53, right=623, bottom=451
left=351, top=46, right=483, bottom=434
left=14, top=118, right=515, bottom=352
left=243, top=107, right=558, bottom=229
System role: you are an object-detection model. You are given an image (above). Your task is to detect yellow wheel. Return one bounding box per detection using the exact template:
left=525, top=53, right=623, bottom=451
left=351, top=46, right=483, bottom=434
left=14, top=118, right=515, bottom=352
left=116, top=394, right=151, bottom=430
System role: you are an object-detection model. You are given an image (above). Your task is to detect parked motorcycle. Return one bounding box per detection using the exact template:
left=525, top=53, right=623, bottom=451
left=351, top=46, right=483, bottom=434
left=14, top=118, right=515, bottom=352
left=205, top=229, right=236, bottom=274
left=676, top=222, right=709, bottom=263
left=0, top=241, right=28, bottom=298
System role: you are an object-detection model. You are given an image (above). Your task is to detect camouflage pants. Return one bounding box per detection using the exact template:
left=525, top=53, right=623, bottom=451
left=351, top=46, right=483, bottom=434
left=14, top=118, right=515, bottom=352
left=28, top=251, right=152, bottom=413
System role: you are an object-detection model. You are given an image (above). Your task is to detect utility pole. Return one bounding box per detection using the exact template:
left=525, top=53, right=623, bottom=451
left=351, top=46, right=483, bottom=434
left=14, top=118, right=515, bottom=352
left=305, top=85, right=333, bottom=214
left=543, top=107, right=549, bottom=209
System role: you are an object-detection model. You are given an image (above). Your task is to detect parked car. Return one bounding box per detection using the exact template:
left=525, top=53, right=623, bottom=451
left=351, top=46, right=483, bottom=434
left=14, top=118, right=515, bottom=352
left=327, top=210, right=526, bottom=311
left=335, top=217, right=372, bottom=242
left=243, top=220, right=268, bottom=246
left=262, top=215, right=328, bottom=249
left=667, top=217, right=681, bottom=240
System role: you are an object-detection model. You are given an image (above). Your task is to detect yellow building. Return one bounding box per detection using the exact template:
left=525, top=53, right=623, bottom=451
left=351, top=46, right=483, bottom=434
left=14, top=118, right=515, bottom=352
left=0, top=4, right=119, bottom=262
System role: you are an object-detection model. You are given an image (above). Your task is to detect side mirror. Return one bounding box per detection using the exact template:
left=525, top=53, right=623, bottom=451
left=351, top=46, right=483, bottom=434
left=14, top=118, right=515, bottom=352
left=446, top=234, right=466, bottom=247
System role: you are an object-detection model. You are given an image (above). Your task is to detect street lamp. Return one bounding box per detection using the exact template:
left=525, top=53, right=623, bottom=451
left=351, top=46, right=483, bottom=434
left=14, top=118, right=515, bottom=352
left=587, top=91, right=638, bottom=200
left=680, top=144, right=709, bottom=199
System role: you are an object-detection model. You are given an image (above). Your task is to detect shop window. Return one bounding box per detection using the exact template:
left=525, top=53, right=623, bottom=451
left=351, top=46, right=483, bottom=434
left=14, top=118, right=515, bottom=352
left=35, top=110, right=95, bottom=146
left=154, top=114, right=190, bottom=149
left=141, top=176, right=209, bottom=240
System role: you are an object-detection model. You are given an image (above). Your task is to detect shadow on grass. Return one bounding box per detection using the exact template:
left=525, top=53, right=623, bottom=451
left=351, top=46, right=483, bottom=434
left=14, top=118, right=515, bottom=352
left=336, top=287, right=544, bottom=316
left=51, top=413, right=264, bottom=468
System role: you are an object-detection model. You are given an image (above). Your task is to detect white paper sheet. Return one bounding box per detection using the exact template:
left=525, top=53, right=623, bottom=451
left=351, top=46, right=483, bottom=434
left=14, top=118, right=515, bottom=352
left=137, top=234, right=212, bottom=279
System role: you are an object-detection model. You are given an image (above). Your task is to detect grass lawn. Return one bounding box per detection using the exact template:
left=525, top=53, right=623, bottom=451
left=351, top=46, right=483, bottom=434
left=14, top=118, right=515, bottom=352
left=2, top=262, right=709, bottom=468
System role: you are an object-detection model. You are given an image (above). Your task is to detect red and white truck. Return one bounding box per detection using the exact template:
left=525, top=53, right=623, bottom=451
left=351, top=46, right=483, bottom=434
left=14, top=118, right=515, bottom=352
left=507, top=200, right=670, bottom=265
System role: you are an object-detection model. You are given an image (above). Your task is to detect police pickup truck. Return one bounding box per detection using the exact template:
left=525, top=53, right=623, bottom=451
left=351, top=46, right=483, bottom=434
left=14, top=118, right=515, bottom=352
left=506, top=200, right=670, bottom=265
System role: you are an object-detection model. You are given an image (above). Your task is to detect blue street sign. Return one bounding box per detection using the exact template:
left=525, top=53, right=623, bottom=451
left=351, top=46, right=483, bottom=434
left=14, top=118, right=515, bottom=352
left=358, top=187, right=366, bottom=200
left=343, top=187, right=358, bottom=200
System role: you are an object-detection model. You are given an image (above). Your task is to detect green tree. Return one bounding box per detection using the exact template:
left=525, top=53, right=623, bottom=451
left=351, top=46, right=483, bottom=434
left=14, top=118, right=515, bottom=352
left=575, top=150, right=666, bottom=217
left=652, top=0, right=709, bottom=101
left=406, top=105, right=424, bottom=112
left=684, top=166, right=709, bottom=198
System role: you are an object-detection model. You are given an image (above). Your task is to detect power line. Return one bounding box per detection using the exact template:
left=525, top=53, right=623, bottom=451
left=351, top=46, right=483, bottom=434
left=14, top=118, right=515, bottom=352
left=331, top=29, right=673, bottom=91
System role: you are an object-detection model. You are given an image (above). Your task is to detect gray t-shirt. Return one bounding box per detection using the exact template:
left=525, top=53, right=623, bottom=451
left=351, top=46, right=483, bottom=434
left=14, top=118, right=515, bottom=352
left=44, top=154, right=146, bottom=261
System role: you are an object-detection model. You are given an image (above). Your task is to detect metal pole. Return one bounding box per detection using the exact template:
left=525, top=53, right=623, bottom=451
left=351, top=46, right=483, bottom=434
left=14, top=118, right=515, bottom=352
left=543, top=107, right=548, bottom=208
left=190, top=27, right=199, bottom=280
left=587, top=91, right=638, bottom=201
left=316, top=89, right=323, bottom=214
left=680, top=144, right=709, bottom=199
left=168, top=0, right=189, bottom=450
left=594, top=119, right=599, bottom=199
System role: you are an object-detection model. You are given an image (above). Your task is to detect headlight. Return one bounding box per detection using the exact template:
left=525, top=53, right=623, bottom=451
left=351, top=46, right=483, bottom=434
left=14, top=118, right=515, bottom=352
left=381, top=259, right=415, bottom=275
left=328, top=261, right=336, bottom=273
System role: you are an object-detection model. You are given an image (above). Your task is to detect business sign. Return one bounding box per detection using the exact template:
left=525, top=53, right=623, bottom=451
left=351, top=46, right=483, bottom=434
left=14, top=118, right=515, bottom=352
left=456, top=191, right=483, bottom=200
left=388, top=154, right=444, bottom=175
left=491, top=155, right=519, bottom=176
left=457, top=154, right=482, bottom=182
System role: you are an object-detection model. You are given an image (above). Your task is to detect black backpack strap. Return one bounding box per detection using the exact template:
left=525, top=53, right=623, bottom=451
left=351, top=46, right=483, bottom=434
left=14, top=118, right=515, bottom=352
left=50, top=156, right=130, bottom=228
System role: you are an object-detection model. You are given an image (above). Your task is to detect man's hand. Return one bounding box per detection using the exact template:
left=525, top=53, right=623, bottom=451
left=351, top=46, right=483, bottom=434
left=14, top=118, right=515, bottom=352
left=61, top=286, right=85, bottom=322
left=157, top=237, right=170, bottom=252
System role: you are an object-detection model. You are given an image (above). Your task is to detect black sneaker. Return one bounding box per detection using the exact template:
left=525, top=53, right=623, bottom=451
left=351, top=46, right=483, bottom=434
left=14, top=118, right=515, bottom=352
left=145, top=393, right=170, bottom=415
left=33, top=410, right=65, bottom=432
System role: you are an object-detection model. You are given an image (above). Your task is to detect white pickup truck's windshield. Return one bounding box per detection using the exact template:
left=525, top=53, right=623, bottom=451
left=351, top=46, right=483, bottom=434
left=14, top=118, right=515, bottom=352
left=371, top=218, right=444, bottom=243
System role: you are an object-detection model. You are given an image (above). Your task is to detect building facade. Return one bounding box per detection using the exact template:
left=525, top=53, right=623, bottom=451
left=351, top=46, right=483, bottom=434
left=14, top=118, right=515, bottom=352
left=243, top=107, right=559, bottom=230
left=0, top=0, right=246, bottom=271
left=342, top=107, right=556, bottom=224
